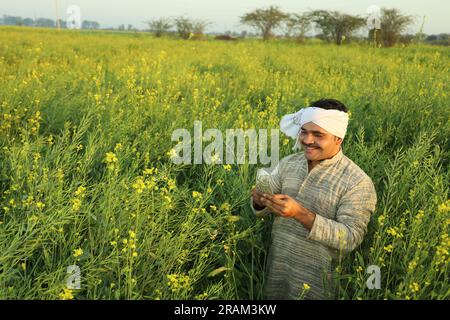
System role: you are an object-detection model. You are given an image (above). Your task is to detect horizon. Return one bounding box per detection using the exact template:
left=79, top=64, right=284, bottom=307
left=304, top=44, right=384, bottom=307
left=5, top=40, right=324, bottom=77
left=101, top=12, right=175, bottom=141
left=0, top=0, right=449, bottom=34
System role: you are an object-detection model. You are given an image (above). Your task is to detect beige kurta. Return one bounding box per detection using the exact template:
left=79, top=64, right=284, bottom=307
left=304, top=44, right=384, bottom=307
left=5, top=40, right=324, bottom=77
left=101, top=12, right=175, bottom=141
left=251, top=147, right=377, bottom=299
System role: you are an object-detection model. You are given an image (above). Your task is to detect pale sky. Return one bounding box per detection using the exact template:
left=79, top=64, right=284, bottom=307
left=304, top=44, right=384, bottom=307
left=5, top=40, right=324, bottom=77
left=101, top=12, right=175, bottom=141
left=1, top=0, right=448, bottom=34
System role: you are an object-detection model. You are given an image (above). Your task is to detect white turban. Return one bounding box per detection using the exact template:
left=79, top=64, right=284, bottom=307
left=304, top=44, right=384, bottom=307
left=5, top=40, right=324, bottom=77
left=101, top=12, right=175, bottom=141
left=280, top=107, right=349, bottom=150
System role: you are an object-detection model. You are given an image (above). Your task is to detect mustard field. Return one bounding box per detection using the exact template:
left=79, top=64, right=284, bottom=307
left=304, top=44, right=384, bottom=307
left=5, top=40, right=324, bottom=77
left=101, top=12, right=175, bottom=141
left=0, top=26, right=449, bottom=299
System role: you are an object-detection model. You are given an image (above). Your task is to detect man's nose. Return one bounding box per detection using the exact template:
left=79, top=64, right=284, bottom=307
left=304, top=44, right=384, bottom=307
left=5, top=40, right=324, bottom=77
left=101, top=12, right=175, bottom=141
left=302, top=134, right=314, bottom=145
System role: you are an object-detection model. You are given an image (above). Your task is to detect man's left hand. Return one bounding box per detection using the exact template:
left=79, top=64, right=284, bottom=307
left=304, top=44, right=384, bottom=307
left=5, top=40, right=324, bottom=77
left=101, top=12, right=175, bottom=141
left=260, top=193, right=316, bottom=230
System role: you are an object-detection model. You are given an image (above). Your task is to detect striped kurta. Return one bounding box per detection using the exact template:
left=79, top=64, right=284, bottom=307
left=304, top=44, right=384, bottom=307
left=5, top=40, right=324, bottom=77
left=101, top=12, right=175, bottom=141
left=251, top=148, right=377, bottom=300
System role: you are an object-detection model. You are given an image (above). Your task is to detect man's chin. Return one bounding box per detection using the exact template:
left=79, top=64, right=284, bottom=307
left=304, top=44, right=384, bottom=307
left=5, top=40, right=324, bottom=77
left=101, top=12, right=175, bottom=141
left=303, top=149, right=319, bottom=158
left=304, top=152, right=317, bottom=161
left=303, top=149, right=321, bottom=160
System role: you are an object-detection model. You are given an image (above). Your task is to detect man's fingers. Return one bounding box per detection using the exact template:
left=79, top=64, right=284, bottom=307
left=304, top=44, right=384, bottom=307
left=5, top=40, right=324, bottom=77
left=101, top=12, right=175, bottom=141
left=252, top=188, right=264, bottom=197
left=263, top=193, right=287, bottom=205
left=255, top=190, right=265, bottom=197
left=261, top=197, right=284, bottom=214
left=263, top=193, right=287, bottom=200
left=272, top=194, right=289, bottom=200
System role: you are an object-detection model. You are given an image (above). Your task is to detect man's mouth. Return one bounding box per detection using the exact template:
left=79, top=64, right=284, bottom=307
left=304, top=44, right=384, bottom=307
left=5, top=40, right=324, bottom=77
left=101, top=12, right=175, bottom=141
left=304, top=145, right=319, bottom=151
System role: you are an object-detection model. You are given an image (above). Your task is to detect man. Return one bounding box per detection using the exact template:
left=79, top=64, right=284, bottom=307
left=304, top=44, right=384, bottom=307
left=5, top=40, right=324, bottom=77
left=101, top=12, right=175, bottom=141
left=251, top=99, right=377, bottom=300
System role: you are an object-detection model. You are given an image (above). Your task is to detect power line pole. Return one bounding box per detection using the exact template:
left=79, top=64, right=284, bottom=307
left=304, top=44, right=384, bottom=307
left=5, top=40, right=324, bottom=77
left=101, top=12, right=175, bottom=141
left=55, top=0, right=60, bottom=29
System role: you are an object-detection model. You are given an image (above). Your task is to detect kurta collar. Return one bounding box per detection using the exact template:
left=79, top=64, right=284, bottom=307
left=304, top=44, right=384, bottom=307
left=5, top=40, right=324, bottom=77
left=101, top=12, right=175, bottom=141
left=319, top=147, right=344, bottom=167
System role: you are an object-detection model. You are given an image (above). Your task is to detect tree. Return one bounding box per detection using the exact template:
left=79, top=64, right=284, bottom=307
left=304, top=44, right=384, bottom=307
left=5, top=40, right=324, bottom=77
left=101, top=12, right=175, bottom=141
left=147, top=18, right=172, bottom=37
left=240, top=6, right=289, bottom=40
left=424, top=33, right=449, bottom=46
left=23, top=18, right=34, bottom=26
left=192, top=20, right=209, bottom=36
left=91, top=21, right=100, bottom=29
left=377, top=8, right=414, bottom=47
left=310, top=10, right=365, bottom=45
left=35, top=18, right=55, bottom=28
left=285, top=13, right=312, bottom=43
left=174, top=17, right=194, bottom=39
left=174, top=17, right=208, bottom=40
left=2, top=15, right=23, bottom=26
left=82, top=20, right=100, bottom=29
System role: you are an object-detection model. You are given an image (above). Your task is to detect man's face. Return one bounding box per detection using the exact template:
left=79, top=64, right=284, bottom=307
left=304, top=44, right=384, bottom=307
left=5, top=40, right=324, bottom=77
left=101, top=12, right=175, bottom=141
left=298, top=122, right=342, bottom=161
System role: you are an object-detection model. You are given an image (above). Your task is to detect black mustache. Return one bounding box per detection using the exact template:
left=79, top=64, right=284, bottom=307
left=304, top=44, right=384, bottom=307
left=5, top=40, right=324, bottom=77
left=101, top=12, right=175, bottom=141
left=303, top=144, right=319, bottom=148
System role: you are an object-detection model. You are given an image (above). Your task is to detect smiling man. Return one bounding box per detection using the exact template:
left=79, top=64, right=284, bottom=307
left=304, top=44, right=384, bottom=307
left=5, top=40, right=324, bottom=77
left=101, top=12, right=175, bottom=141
left=250, top=98, right=377, bottom=300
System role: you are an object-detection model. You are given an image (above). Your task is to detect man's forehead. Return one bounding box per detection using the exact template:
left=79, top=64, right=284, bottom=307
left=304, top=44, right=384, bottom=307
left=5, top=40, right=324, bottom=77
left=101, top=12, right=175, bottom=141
left=300, top=122, right=329, bottom=134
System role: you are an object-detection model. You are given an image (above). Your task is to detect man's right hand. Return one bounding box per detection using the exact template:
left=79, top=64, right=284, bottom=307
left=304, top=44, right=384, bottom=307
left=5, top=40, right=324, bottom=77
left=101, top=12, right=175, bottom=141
left=251, top=188, right=267, bottom=210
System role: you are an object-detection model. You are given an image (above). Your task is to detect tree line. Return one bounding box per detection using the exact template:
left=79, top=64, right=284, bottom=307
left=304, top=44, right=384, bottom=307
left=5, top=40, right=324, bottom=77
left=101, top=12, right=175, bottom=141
left=1, top=7, right=449, bottom=46
left=145, top=6, right=448, bottom=46
left=239, top=6, right=417, bottom=47
left=0, top=14, right=100, bottom=30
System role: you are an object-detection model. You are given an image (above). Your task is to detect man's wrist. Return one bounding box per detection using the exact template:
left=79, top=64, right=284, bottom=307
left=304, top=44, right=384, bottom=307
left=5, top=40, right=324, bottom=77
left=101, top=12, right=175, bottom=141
left=294, top=205, right=316, bottom=231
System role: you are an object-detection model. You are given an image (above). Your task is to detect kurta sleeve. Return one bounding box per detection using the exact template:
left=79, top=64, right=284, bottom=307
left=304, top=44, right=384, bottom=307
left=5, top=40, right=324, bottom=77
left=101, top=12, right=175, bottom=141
left=250, top=197, right=271, bottom=218
left=306, top=177, right=377, bottom=254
